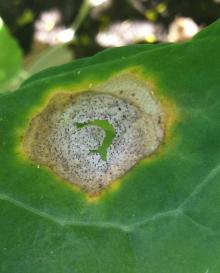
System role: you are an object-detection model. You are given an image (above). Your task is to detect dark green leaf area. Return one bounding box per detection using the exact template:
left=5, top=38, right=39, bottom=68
left=1, top=198, right=220, bottom=273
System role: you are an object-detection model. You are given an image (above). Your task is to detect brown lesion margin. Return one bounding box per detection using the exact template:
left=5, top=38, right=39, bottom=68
left=15, top=69, right=180, bottom=203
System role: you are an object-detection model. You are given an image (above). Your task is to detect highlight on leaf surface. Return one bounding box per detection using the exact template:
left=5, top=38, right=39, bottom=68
left=22, top=74, right=165, bottom=195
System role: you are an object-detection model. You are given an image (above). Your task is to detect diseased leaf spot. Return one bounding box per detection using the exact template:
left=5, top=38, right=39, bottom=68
left=23, top=74, right=165, bottom=195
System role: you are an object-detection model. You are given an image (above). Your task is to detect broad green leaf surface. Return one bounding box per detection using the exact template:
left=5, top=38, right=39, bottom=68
left=0, top=19, right=22, bottom=92
left=1, top=20, right=220, bottom=273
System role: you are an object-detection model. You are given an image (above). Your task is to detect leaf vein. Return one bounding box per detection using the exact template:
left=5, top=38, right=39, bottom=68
left=178, top=163, right=220, bottom=210
left=1, top=163, right=220, bottom=233
left=182, top=212, right=216, bottom=234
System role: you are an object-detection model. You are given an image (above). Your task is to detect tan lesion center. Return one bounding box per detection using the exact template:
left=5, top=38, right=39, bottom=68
left=23, top=74, right=165, bottom=195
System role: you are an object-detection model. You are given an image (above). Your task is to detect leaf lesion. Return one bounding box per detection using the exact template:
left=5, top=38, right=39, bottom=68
left=22, top=74, right=165, bottom=196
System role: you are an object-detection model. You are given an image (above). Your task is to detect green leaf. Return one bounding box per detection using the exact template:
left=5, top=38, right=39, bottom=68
left=75, top=119, right=116, bottom=161
left=0, top=18, right=23, bottom=92
left=1, top=20, right=220, bottom=273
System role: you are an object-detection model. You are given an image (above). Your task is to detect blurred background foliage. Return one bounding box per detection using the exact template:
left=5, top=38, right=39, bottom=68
left=0, top=0, right=220, bottom=92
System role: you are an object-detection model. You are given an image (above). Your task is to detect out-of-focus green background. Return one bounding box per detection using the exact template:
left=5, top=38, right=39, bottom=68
left=0, top=0, right=220, bottom=91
